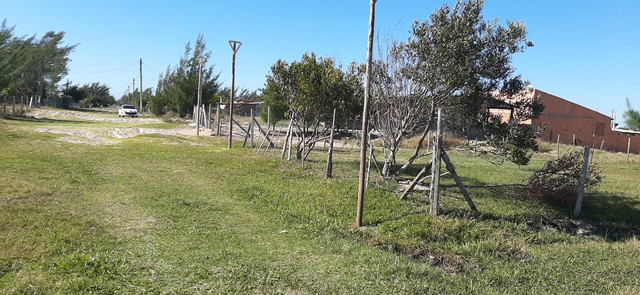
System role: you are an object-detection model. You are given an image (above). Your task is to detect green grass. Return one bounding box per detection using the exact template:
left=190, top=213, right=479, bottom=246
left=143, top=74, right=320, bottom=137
left=1, top=110, right=639, bottom=294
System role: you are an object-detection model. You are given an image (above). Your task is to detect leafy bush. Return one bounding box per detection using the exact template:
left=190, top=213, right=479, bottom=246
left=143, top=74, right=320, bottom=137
left=526, top=150, right=602, bottom=205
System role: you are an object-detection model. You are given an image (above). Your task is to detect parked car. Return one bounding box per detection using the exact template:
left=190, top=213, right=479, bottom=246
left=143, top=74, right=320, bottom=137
left=118, top=105, right=138, bottom=117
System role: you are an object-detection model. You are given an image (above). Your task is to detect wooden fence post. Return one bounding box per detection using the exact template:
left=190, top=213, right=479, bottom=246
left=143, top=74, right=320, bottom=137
left=441, top=151, right=478, bottom=212
left=627, top=137, right=631, bottom=163
left=250, top=109, right=254, bottom=147
left=215, top=104, right=221, bottom=135
left=573, top=146, right=591, bottom=217
left=429, top=108, right=442, bottom=216
left=326, top=109, right=336, bottom=178
left=557, top=134, right=560, bottom=159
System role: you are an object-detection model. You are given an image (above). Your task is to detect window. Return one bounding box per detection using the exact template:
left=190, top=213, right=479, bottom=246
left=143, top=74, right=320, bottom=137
left=595, top=123, right=605, bottom=136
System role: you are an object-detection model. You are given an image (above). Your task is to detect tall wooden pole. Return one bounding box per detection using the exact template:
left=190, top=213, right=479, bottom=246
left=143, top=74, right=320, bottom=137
left=139, top=58, right=143, bottom=113
left=228, top=40, right=242, bottom=149
left=196, top=57, right=203, bottom=136
left=356, top=0, right=376, bottom=228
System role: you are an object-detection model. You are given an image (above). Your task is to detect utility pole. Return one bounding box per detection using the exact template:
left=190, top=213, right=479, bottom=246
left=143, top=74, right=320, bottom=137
left=139, top=58, right=143, bottom=112
left=132, top=78, right=135, bottom=106
left=196, top=57, right=204, bottom=136
left=228, top=40, right=242, bottom=149
left=356, top=0, right=376, bottom=228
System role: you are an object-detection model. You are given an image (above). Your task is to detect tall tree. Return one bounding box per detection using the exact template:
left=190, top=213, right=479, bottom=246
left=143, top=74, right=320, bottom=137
left=370, top=0, right=540, bottom=176
left=154, top=34, right=220, bottom=117
left=623, top=97, right=640, bottom=131
left=264, top=52, right=363, bottom=160
left=0, top=20, right=75, bottom=101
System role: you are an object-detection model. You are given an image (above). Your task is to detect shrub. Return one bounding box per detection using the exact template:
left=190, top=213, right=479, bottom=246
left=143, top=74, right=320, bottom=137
left=526, top=150, right=602, bottom=205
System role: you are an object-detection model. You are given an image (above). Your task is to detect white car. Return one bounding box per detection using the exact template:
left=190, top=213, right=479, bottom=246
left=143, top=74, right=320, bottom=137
left=118, top=105, right=138, bottom=117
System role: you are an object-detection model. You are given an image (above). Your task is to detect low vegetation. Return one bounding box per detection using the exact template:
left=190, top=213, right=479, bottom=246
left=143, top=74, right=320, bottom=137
left=1, top=109, right=639, bottom=294
left=527, top=150, right=603, bottom=205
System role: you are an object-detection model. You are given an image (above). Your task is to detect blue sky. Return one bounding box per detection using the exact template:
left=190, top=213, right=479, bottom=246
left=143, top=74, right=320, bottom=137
left=2, top=0, right=639, bottom=125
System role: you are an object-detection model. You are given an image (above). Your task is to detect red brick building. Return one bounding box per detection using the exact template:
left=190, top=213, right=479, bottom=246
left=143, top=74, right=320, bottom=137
left=491, top=88, right=640, bottom=153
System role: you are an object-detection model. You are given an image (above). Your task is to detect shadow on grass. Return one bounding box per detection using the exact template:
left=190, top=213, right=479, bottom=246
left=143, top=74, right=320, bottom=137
left=397, top=172, right=640, bottom=242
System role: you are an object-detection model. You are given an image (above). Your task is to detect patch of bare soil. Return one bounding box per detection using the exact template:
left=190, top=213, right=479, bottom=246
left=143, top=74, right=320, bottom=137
left=27, top=108, right=200, bottom=145
left=28, top=108, right=159, bottom=124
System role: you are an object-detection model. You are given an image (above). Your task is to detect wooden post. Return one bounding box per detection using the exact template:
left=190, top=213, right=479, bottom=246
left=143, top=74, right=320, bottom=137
left=263, top=107, right=270, bottom=149
left=140, top=58, right=143, bottom=113
left=215, top=103, right=221, bottom=135
left=326, top=109, right=337, bottom=178
left=573, top=146, right=590, bottom=217
left=208, top=104, right=212, bottom=129
left=572, top=134, right=576, bottom=146
left=627, top=137, right=631, bottom=163
left=557, top=134, right=560, bottom=159
left=263, top=124, right=275, bottom=156
left=441, top=151, right=478, bottom=212
left=356, top=0, right=376, bottom=228
left=429, top=108, right=442, bottom=216
left=228, top=40, right=242, bottom=149
left=399, top=161, right=432, bottom=200
left=250, top=109, right=254, bottom=147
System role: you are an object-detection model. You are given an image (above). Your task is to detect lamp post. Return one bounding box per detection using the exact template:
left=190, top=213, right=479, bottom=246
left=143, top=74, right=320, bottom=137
left=228, top=40, right=242, bottom=149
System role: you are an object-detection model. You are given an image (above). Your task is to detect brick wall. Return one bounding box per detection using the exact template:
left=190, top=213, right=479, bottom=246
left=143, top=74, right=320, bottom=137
left=531, top=90, right=640, bottom=153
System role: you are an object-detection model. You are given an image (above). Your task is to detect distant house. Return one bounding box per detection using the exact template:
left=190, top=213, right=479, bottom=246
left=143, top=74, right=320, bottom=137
left=490, top=88, right=640, bottom=153
left=219, top=99, right=264, bottom=117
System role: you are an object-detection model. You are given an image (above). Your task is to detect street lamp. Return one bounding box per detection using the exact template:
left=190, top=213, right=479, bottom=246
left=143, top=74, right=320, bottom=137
left=228, top=40, right=242, bottom=149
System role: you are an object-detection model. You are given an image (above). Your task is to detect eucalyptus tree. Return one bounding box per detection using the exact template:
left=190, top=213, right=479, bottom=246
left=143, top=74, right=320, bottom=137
left=264, top=52, right=363, bottom=160
left=154, top=34, right=221, bottom=117
left=370, top=0, right=540, bottom=176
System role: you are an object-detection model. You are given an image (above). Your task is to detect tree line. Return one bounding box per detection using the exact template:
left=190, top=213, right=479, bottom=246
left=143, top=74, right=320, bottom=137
left=0, top=20, right=118, bottom=108
left=0, top=20, right=75, bottom=106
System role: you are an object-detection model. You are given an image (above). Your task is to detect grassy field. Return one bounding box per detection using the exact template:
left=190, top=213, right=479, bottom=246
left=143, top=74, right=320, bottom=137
left=1, top=108, right=639, bottom=294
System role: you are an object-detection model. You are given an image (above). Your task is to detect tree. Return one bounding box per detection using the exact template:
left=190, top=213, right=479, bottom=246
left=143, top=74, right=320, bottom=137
left=623, top=97, right=640, bottom=131
left=264, top=52, right=363, bottom=160
left=0, top=20, right=75, bottom=103
left=64, top=84, right=86, bottom=103
left=370, top=0, right=539, bottom=176
left=154, top=34, right=220, bottom=117
left=370, top=41, right=431, bottom=176
left=79, top=83, right=115, bottom=107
